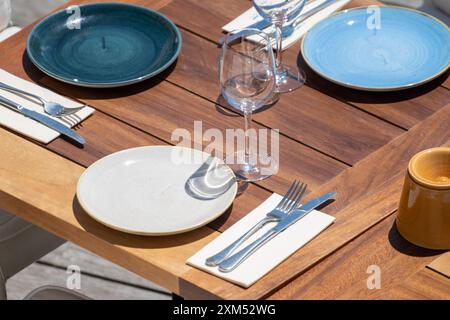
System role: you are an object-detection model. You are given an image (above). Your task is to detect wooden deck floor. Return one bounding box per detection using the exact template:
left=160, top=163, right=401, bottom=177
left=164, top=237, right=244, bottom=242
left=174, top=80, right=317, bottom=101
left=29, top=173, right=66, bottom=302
left=6, top=243, right=171, bottom=300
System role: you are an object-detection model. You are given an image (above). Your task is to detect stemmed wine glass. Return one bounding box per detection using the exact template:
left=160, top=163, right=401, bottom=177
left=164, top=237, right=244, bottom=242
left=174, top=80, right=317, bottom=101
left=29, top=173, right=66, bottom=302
left=253, top=0, right=307, bottom=93
left=219, top=28, right=278, bottom=182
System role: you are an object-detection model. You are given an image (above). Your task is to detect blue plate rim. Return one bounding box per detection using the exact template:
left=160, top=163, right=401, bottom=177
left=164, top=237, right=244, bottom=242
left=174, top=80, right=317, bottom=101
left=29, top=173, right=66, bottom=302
left=301, top=5, right=450, bottom=92
left=26, top=2, right=183, bottom=88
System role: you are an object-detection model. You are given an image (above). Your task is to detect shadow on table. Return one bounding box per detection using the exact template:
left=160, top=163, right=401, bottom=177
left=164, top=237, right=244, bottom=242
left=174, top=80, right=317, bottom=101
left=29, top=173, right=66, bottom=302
left=296, top=52, right=450, bottom=104
left=387, top=220, right=446, bottom=258
left=185, top=155, right=237, bottom=200
left=22, top=50, right=46, bottom=84
left=22, top=50, right=178, bottom=100
left=214, top=91, right=280, bottom=118
left=72, top=196, right=226, bottom=249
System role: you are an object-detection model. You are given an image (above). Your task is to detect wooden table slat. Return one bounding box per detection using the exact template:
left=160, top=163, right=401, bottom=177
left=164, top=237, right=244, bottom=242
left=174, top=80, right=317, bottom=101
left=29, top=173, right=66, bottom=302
left=443, top=77, right=450, bottom=90
left=384, top=269, right=450, bottom=300
left=39, top=76, right=348, bottom=195
left=150, top=23, right=406, bottom=164
left=32, top=25, right=405, bottom=166
left=269, top=213, right=450, bottom=299
left=0, top=128, right=221, bottom=295
left=46, top=110, right=275, bottom=234
left=186, top=104, right=450, bottom=299
left=161, top=0, right=450, bottom=130
left=3, top=102, right=447, bottom=299
left=301, top=59, right=450, bottom=130
left=0, top=0, right=448, bottom=300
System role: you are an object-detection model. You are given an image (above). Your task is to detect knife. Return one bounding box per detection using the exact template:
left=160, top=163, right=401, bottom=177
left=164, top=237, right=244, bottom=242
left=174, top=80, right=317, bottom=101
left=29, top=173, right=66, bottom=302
left=246, top=0, right=337, bottom=31
left=225, top=0, right=350, bottom=51
left=218, top=192, right=336, bottom=273
left=0, top=95, right=85, bottom=145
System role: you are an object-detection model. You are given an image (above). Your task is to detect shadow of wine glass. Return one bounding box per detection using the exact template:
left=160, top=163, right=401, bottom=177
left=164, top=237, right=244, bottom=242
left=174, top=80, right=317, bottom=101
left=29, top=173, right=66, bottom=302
left=185, top=155, right=237, bottom=200
left=214, top=93, right=280, bottom=118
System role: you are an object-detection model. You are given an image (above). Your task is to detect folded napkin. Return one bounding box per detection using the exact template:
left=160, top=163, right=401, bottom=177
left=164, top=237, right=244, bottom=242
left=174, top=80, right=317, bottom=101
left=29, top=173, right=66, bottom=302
left=427, top=252, right=450, bottom=278
left=223, top=0, right=351, bottom=50
left=0, top=69, right=95, bottom=144
left=187, top=193, right=335, bottom=288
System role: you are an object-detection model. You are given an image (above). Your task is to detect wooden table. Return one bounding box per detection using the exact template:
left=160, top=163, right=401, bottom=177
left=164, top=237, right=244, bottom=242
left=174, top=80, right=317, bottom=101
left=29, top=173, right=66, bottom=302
left=0, top=0, right=449, bottom=300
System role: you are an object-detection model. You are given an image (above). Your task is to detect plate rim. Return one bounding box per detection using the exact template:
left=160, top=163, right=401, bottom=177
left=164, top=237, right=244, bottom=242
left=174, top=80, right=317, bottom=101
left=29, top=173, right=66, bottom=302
left=76, top=146, right=238, bottom=236
left=300, top=5, right=450, bottom=92
left=26, top=2, right=183, bottom=88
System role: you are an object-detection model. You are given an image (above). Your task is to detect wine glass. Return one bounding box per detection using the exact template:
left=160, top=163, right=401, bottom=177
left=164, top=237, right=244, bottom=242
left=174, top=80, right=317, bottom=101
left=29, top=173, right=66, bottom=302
left=219, top=28, right=278, bottom=182
left=253, top=0, right=307, bottom=93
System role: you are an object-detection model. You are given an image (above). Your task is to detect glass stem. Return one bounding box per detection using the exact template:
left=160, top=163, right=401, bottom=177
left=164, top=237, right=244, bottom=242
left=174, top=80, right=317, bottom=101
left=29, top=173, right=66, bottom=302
left=243, top=108, right=253, bottom=165
left=274, top=21, right=284, bottom=70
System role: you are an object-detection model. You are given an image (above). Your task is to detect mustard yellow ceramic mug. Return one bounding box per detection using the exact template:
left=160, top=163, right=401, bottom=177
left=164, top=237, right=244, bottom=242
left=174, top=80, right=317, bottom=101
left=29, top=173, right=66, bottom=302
left=396, top=147, right=450, bottom=249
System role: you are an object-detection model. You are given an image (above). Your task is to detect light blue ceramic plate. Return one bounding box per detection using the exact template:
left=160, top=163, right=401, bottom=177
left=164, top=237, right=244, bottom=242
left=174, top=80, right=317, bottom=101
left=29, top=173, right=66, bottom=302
left=302, top=7, right=450, bottom=91
left=27, top=3, right=182, bottom=88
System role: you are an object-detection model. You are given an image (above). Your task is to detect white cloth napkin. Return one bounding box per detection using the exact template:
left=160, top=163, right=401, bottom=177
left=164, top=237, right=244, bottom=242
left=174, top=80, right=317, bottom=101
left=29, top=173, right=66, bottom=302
left=187, top=193, right=335, bottom=288
left=222, top=0, right=351, bottom=50
left=0, top=69, right=95, bottom=144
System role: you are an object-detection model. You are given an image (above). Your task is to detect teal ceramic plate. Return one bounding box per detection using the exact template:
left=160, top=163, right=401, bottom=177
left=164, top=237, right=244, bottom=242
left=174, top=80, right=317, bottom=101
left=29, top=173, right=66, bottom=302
left=27, top=3, right=182, bottom=88
left=301, top=7, right=450, bottom=91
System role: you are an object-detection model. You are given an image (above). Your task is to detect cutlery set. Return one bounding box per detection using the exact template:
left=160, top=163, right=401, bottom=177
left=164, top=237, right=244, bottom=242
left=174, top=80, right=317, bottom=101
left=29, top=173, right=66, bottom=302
left=206, top=181, right=307, bottom=267
left=0, top=82, right=85, bottom=117
left=205, top=180, right=336, bottom=272
left=0, top=82, right=86, bottom=145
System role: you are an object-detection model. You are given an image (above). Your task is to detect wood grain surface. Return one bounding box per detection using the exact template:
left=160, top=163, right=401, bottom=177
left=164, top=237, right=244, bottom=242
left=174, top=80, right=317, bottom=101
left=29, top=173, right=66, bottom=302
left=384, top=268, right=450, bottom=300
left=0, top=0, right=448, bottom=299
left=268, top=214, right=448, bottom=299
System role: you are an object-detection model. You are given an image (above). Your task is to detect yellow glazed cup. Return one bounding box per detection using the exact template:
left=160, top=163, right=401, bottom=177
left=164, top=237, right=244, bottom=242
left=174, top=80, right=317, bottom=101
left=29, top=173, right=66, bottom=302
left=396, top=147, right=450, bottom=249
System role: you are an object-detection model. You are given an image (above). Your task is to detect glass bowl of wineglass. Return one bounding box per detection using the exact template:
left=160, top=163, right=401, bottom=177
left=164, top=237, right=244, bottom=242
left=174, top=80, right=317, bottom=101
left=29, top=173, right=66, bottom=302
left=253, top=0, right=307, bottom=93
left=219, top=28, right=279, bottom=182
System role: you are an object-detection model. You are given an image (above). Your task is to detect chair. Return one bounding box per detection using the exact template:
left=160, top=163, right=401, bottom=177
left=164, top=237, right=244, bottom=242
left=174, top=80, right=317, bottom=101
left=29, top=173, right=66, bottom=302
left=24, top=286, right=91, bottom=300
left=0, top=210, right=66, bottom=299
left=0, top=0, right=20, bottom=41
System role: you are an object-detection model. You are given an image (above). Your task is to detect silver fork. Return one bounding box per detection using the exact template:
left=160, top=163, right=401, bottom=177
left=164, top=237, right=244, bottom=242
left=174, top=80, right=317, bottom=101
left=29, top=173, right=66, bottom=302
left=0, top=82, right=85, bottom=118
left=205, top=180, right=307, bottom=266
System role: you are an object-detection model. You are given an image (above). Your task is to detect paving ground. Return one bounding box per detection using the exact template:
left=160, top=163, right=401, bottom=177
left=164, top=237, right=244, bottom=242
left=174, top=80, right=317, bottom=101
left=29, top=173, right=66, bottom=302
left=6, top=242, right=171, bottom=300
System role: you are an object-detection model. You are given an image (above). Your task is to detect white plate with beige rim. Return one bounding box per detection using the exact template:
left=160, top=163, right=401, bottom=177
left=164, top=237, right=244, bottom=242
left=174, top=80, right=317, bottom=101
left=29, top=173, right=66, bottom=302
left=77, top=146, right=237, bottom=235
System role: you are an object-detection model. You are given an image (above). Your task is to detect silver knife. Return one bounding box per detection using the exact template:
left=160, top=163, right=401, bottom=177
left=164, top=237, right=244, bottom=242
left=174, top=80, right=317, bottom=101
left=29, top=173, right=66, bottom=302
left=218, top=192, right=336, bottom=273
left=246, top=0, right=337, bottom=31
left=0, top=95, right=85, bottom=145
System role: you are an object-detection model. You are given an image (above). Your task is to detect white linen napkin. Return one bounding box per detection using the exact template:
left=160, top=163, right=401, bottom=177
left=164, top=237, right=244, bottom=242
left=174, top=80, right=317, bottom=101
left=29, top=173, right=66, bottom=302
left=187, top=193, right=335, bottom=288
left=222, top=0, right=351, bottom=50
left=0, top=69, right=95, bottom=144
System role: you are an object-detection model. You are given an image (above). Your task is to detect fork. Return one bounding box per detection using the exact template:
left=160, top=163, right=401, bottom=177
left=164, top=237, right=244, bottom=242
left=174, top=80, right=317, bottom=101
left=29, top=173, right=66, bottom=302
left=205, top=180, right=307, bottom=266
left=0, top=82, right=86, bottom=118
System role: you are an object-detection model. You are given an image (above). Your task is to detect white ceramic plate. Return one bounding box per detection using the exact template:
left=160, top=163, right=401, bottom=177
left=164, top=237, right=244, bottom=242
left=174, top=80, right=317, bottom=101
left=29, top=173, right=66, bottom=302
left=77, top=146, right=237, bottom=235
